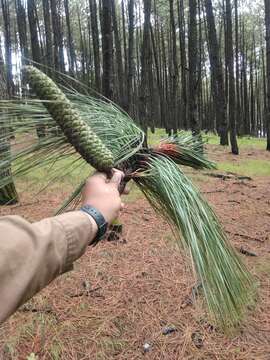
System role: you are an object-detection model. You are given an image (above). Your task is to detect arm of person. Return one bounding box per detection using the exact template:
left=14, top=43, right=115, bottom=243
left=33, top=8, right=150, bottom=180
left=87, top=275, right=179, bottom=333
left=0, top=170, right=124, bottom=324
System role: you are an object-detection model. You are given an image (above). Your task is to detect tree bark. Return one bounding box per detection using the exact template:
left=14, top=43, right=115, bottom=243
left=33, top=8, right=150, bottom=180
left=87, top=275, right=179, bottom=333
left=177, top=0, right=187, bottom=129
left=27, top=0, right=41, bottom=65
left=89, top=0, right=101, bottom=92
left=139, top=0, right=152, bottom=141
left=101, top=0, right=113, bottom=99
left=1, top=0, right=14, bottom=96
left=50, top=0, right=65, bottom=72
left=64, top=0, right=77, bottom=76
left=188, top=0, right=200, bottom=136
left=265, top=0, right=270, bottom=150
left=204, top=0, right=228, bottom=145
left=111, top=0, right=125, bottom=107
left=0, top=46, right=18, bottom=204
left=225, top=0, right=239, bottom=154
left=127, top=0, right=135, bottom=113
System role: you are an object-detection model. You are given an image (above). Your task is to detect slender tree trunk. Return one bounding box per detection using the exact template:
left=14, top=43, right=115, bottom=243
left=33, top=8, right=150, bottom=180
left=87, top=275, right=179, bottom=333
left=169, top=0, right=178, bottom=134
left=234, top=0, right=241, bottom=134
left=15, top=0, right=29, bottom=65
left=177, top=0, right=187, bottom=129
left=50, top=0, right=65, bottom=72
left=64, top=0, right=76, bottom=76
left=139, top=0, right=152, bottom=142
left=101, top=0, right=113, bottom=99
left=27, top=0, right=41, bottom=65
left=111, top=0, right=125, bottom=107
left=226, top=0, right=239, bottom=154
left=0, top=45, right=18, bottom=204
left=265, top=0, right=270, bottom=150
left=127, top=0, right=134, bottom=113
left=42, top=0, right=53, bottom=72
left=1, top=0, right=15, bottom=96
left=89, top=0, right=101, bottom=92
left=188, top=0, right=200, bottom=136
left=204, top=0, right=228, bottom=145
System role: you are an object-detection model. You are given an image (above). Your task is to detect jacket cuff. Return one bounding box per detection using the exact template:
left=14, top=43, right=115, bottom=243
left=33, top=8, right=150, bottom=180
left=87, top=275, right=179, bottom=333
left=54, top=211, right=94, bottom=272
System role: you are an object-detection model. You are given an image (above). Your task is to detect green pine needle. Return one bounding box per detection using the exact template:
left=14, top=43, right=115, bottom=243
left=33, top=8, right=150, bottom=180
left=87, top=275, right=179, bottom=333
left=135, top=154, right=255, bottom=330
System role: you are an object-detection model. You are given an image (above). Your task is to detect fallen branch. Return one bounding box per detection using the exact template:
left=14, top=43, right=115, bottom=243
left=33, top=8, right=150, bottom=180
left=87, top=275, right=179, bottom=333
left=69, top=286, right=102, bottom=298
left=226, top=230, right=264, bottom=243
left=238, top=247, right=257, bottom=257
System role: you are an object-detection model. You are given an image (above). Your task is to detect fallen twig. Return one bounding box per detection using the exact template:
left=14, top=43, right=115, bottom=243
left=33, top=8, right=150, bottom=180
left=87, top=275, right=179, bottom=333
left=226, top=230, right=264, bottom=243
left=69, top=286, right=102, bottom=298
left=238, top=247, right=257, bottom=257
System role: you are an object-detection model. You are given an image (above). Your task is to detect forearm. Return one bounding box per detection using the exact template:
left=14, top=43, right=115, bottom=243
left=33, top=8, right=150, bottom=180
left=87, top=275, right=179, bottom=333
left=0, top=212, right=97, bottom=324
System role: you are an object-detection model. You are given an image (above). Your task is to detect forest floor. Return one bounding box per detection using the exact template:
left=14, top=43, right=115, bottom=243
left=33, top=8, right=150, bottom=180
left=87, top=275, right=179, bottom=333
left=0, top=138, right=270, bottom=360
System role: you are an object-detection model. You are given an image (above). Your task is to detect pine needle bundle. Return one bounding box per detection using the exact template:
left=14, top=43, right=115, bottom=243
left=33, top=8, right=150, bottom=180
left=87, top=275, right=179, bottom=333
left=0, top=66, right=255, bottom=330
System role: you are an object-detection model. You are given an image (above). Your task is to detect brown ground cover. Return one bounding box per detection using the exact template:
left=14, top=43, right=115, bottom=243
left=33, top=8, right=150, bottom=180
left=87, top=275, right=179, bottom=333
left=0, top=147, right=269, bottom=360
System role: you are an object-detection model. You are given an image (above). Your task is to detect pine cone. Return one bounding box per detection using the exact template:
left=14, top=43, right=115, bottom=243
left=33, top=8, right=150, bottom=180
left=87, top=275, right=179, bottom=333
left=24, top=66, right=114, bottom=172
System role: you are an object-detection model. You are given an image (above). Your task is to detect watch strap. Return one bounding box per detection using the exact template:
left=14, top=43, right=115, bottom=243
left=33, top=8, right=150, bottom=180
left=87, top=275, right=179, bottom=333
left=80, top=205, right=108, bottom=246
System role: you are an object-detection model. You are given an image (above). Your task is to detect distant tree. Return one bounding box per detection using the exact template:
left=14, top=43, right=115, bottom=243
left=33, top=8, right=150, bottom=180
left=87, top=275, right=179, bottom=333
left=15, top=0, right=29, bottom=65
left=27, top=0, right=42, bottom=65
left=265, top=0, right=270, bottom=150
left=101, top=0, right=113, bottom=99
left=225, top=0, right=239, bottom=154
left=127, top=0, right=135, bottom=113
left=177, top=0, right=187, bottom=129
left=0, top=47, right=18, bottom=204
left=64, top=0, right=77, bottom=76
left=112, top=0, right=125, bottom=107
left=168, top=0, right=178, bottom=135
left=204, top=0, right=228, bottom=145
left=139, top=0, right=152, bottom=140
left=188, top=0, right=200, bottom=136
left=89, top=0, right=101, bottom=92
left=1, top=0, right=14, bottom=96
left=50, top=0, right=65, bottom=72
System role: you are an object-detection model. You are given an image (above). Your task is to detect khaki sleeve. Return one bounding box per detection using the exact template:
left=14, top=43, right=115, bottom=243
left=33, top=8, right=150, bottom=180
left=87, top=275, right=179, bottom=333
left=0, top=211, right=96, bottom=324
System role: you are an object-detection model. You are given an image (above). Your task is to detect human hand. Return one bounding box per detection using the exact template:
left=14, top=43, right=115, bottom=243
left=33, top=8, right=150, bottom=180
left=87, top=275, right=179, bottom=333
left=82, top=169, right=126, bottom=224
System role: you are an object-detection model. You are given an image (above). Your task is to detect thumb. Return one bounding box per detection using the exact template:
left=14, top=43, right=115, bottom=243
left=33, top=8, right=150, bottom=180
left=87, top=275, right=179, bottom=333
left=110, top=169, right=124, bottom=188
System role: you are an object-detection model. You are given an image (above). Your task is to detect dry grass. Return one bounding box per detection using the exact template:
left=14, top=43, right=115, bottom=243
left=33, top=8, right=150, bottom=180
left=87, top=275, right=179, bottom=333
left=0, top=147, right=270, bottom=359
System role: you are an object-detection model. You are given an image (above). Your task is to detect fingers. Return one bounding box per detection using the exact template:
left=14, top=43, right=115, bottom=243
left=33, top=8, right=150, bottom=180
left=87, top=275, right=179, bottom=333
left=122, top=186, right=130, bottom=195
left=110, top=169, right=124, bottom=187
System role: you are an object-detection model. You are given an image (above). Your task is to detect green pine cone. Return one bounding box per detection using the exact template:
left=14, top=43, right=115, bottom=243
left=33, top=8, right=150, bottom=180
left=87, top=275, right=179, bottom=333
left=24, top=66, right=114, bottom=172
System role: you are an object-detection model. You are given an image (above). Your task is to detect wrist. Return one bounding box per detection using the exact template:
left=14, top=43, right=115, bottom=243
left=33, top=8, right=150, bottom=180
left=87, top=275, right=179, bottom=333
left=80, top=205, right=108, bottom=246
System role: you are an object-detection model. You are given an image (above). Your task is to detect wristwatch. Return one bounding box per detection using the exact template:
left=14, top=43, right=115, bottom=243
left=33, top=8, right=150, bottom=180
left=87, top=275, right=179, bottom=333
left=80, top=205, right=108, bottom=246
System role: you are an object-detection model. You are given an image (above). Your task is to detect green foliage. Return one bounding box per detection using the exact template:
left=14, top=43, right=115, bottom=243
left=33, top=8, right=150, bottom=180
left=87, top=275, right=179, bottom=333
left=218, top=159, right=270, bottom=177
left=136, top=155, right=255, bottom=329
left=206, top=133, right=267, bottom=149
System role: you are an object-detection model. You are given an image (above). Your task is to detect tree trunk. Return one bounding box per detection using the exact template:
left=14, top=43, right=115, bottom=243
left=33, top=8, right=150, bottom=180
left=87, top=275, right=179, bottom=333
left=50, top=0, right=65, bottom=72
left=27, top=0, right=41, bottom=65
left=127, top=0, right=135, bottom=113
left=101, top=0, right=113, bottom=99
left=64, top=0, right=77, bottom=76
left=265, top=0, right=270, bottom=150
left=177, top=0, right=187, bottom=129
left=42, top=0, right=53, bottom=72
left=89, top=0, right=101, bottom=92
left=111, top=0, right=125, bottom=107
left=0, top=46, right=18, bottom=204
left=15, top=0, right=29, bottom=65
left=1, top=0, right=14, bottom=96
left=234, top=0, right=241, bottom=135
left=139, top=0, right=152, bottom=141
left=169, top=0, right=178, bottom=134
left=188, top=0, right=200, bottom=136
left=204, top=0, right=228, bottom=145
left=225, top=0, right=239, bottom=154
